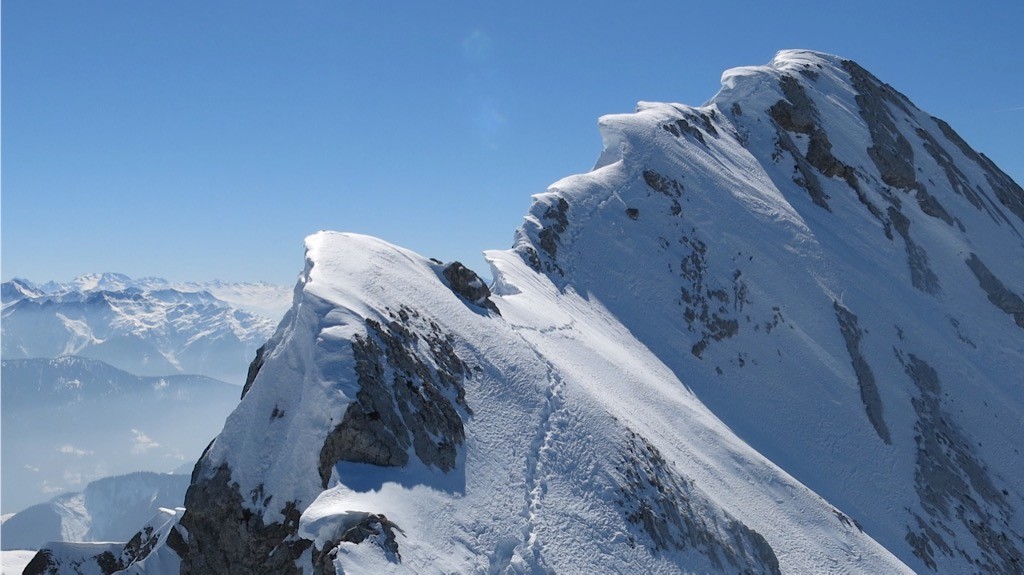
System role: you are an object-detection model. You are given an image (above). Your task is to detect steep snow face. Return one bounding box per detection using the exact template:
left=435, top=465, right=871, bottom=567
left=0, top=277, right=282, bottom=384
left=102, top=51, right=1022, bottom=574
left=513, top=49, right=1024, bottom=574
left=178, top=232, right=909, bottom=574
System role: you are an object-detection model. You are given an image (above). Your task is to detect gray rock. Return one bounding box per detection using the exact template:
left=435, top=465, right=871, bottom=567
left=178, top=466, right=310, bottom=575
left=897, top=352, right=1024, bottom=573
left=843, top=59, right=956, bottom=228
left=887, top=207, right=941, bottom=295
left=442, top=261, right=500, bottom=315
left=833, top=302, right=892, bottom=444
left=933, top=117, right=1024, bottom=228
left=537, top=197, right=570, bottom=274
left=965, top=253, right=1024, bottom=328
left=616, top=432, right=781, bottom=574
left=240, top=343, right=266, bottom=400
left=319, top=308, right=471, bottom=487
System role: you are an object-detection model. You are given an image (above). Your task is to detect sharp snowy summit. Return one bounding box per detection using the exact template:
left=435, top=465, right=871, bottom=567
left=23, top=51, right=1024, bottom=575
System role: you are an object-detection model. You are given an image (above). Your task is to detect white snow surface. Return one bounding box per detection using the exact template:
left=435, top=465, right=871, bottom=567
left=55, top=50, right=1024, bottom=574
left=201, top=231, right=910, bottom=574
left=1, top=551, right=36, bottom=575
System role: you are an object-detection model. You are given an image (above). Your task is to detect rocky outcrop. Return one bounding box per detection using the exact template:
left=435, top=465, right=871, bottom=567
left=965, top=253, right=1024, bottom=329
left=833, top=302, right=892, bottom=444
left=179, top=466, right=309, bottom=575
left=318, top=307, right=472, bottom=486
left=524, top=196, right=570, bottom=275
left=616, top=432, right=781, bottom=574
left=240, top=344, right=266, bottom=400
left=312, top=513, right=404, bottom=575
left=442, top=261, right=500, bottom=314
left=897, top=352, right=1024, bottom=573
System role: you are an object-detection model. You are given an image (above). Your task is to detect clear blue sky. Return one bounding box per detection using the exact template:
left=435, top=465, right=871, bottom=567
left=4, top=1, right=1022, bottom=286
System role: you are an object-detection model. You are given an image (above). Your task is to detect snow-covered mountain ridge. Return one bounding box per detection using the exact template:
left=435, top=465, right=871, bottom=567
left=25, top=50, right=1024, bottom=574
left=1, top=275, right=290, bottom=384
left=7, top=273, right=292, bottom=319
left=2, top=472, right=190, bottom=551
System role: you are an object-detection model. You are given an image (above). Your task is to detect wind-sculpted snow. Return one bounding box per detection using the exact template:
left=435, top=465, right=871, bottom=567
left=62, top=50, right=1024, bottom=574
left=509, top=49, right=1024, bottom=573
left=170, top=231, right=911, bottom=574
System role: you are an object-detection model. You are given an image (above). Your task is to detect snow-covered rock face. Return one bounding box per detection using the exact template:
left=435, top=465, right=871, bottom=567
left=515, top=49, right=1024, bottom=573
left=0, top=276, right=286, bottom=384
left=146, top=50, right=1022, bottom=574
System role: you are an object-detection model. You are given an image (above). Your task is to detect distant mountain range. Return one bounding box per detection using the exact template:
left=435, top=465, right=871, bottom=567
left=1, top=357, right=239, bottom=514
left=1, top=273, right=290, bottom=384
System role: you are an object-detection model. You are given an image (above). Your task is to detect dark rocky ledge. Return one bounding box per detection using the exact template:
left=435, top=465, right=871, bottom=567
left=443, top=261, right=500, bottom=315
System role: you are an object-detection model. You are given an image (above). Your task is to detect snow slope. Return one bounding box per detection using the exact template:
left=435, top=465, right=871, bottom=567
left=30, top=50, right=1024, bottom=574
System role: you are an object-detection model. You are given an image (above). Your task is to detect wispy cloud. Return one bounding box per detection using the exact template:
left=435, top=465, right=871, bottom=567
left=131, top=429, right=160, bottom=455
left=40, top=481, right=63, bottom=494
left=996, top=106, right=1024, bottom=112
left=59, top=444, right=93, bottom=457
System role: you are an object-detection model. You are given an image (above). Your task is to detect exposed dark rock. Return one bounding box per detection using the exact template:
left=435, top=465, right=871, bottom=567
left=897, top=352, right=1024, bottom=573
left=520, top=245, right=542, bottom=273
left=771, top=121, right=831, bottom=211
left=616, top=432, right=781, bottom=574
left=933, top=117, right=1024, bottom=227
left=23, top=525, right=164, bottom=575
left=120, top=524, right=159, bottom=567
left=887, top=207, right=941, bottom=295
left=833, top=302, right=892, bottom=444
left=533, top=197, right=570, bottom=276
left=165, top=524, right=189, bottom=558
left=843, top=59, right=958, bottom=229
left=676, top=234, right=743, bottom=358
left=769, top=75, right=817, bottom=135
left=642, top=169, right=684, bottom=198
left=24, top=544, right=120, bottom=572
left=312, top=513, right=404, bottom=574
left=626, top=208, right=639, bottom=220
left=965, top=253, right=1024, bottom=328
left=539, top=198, right=569, bottom=258
left=241, top=344, right=266, bottom=400
left=23, top=550, right=56, bottom=575
left=319, top=309, right=471, bottom=487
left=662, top=109, right=721, bottom=144
left=916, top=127, right=1001, bottom=226
left=179, top=465, right=311, bottom=575
left=442, top=261, right=500, bottom=315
